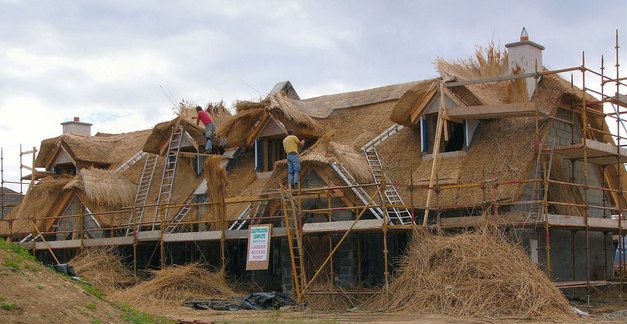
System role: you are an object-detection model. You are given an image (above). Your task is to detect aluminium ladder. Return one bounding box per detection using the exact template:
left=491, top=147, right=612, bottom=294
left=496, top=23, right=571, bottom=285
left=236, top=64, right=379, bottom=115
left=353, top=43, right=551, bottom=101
left=125, top=153, right=158, bottom=236
left=361, top=123, right=413, bottom=224
left=363, top=148, right=413, bottom=225
left=228, top=199, right=270, bottom=230
left=331, top=162, right=384, bottom=219
left=116, top=151, right=148, bottom=172
left=164, top=195, right=194, bottom=234
left=280, top=185, right=306, bottom=303
left=151, top=124, right=184, bottom=230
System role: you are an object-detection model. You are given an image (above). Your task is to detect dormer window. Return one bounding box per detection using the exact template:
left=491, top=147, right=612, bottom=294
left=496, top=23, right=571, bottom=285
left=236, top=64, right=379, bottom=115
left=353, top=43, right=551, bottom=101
left=420, top=114, right=466, bottom=153
left=255, top=137, right=286, bottom=172
left=51, top=146, right=77, bottom=175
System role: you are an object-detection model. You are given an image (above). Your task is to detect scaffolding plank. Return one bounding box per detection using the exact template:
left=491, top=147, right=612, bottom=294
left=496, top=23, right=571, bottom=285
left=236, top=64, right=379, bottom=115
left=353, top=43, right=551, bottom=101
left=34, top=239, right=81, bottom=250
left=445, top=103, right=537, bottom=120
left=83, top=237, right=133, bottom=247
left=550, top=140, right=627, bottom=164
left=302, top=219, right=383, bottom=233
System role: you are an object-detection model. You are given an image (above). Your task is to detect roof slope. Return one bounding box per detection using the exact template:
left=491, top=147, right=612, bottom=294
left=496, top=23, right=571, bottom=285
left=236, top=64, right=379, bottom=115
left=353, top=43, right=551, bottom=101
left=35, top=129, right=152, bottom=169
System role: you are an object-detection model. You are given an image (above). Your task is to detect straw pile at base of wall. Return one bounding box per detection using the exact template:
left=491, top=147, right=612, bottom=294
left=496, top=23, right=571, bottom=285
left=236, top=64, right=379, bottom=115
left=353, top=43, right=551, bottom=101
left=364, top=228, right=574, bottom=320
left=112, top=263, right=235, bottom=307
left=69, top=247, right=137, bottom=292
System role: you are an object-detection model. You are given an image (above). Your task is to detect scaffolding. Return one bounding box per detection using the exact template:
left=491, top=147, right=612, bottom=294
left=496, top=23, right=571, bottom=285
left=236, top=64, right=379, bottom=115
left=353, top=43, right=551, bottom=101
left=0, top=31, right=625, bottom=304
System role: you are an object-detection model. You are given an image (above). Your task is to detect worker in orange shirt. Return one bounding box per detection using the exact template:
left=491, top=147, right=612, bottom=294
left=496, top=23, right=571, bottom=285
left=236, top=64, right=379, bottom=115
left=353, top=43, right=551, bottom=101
left=282, top=130, right=305, bottom=190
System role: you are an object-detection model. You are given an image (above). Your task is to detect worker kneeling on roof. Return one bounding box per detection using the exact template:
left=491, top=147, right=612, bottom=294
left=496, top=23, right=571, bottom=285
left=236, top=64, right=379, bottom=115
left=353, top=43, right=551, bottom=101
left=195, top=106, right=215, bottom=153
left=283, top=130, right=305, bottom=190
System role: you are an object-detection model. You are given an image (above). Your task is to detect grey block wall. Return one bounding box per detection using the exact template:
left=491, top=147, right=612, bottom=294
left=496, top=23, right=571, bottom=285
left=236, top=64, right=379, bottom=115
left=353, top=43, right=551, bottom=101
left=514, top=108, right=613, bottom=218
left=512, top=228, right=615, bottom=298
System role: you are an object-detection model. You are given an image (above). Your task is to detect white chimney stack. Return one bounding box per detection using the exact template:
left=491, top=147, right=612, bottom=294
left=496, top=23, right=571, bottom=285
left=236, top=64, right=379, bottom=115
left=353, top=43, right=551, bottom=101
left=505, top=27, right=545, bottom=99
left=61, top=117, right=92, bottom=136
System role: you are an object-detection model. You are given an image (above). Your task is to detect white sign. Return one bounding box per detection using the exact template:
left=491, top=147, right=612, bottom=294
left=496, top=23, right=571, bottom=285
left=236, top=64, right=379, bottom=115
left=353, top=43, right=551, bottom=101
left=246, top=224, right=272, bottom=270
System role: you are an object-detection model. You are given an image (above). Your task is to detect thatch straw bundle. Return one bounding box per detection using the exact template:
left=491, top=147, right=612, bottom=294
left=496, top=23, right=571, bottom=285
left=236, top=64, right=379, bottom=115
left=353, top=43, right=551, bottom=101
left=112, top=263, right=235, bottom=306
left=436, top=43, right=528, bottom=105
left=64, top=168, right=136, bottom=207
left=1, top=175, right=73, bottom=235
left=204, top=156, right=227, bottom=230
left=365, top=228, right=574, bottom=320
left=70, top=247, right=137, bottom=292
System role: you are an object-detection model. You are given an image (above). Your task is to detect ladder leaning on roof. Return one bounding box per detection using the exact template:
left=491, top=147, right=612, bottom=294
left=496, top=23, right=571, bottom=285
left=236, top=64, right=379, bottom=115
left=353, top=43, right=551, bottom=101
left=151, top=123, right=184, bottom=230
left=228, top=199, right=270, bottom=230
left=361, top=123, right=413, bottom=225
left=116, top=151, right=148, bottom=173
left=331, top=162, right=384, bottom=219
left=279, top=185, right=306, bottom=304
left=164, top=194, right=194, bottom=234
left=125, top=153, right=158, bottom=236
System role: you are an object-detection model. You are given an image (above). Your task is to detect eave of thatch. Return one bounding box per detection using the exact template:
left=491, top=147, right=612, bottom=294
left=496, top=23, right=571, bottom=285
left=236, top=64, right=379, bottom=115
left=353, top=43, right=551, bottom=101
left=389, top=79, right=439, bottom=127
left=64, top=168, right=136, bottom=207
left=142, top=118, right=205, bottom=155
left=35, top=130, right=152, bottom=169
left=0, top=175, right=74, bottom=236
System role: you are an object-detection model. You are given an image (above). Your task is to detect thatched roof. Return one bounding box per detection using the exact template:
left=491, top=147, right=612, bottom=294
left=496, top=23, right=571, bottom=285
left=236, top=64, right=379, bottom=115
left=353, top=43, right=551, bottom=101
left=144, top=105, right=233, bottom=155
left=35, top=129, right=152, bottom=169
left=0, top=175, right=73, bottom=235
left=218, top=81, right=422, bottom=148
left=64, top=168, right=136, bottom=207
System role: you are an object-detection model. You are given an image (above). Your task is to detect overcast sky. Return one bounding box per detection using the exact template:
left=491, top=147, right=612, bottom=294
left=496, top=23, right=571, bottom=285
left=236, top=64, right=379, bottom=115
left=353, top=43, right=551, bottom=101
left=0, top=0, right=625, bottom=190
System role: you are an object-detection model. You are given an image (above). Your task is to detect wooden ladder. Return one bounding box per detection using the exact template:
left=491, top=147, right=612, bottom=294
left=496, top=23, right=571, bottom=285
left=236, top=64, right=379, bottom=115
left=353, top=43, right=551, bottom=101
left=280, top=185, right=306, bottom=303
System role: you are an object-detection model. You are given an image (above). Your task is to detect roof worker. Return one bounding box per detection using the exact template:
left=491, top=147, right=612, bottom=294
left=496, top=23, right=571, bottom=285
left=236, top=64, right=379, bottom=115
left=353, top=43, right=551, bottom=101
left=282, top=130, right=305, bottom=190
left=195, top=106, right=215, bottom=153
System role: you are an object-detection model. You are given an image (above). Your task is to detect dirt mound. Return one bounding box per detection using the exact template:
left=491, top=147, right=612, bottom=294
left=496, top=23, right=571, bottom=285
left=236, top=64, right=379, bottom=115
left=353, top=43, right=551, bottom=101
left=112, top=263, right=235, bottom=308
left=364, top=228, right=575, bottom=320
left=0, top=239, right=127, bottom=323
left=70, top=247, right=137, bottom=292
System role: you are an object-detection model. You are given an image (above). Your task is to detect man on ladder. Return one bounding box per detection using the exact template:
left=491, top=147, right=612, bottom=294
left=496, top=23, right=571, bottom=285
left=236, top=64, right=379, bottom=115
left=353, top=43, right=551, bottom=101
left=282, top=130, right=305, bottom=190
left=195, top=106, right=215, bottom=153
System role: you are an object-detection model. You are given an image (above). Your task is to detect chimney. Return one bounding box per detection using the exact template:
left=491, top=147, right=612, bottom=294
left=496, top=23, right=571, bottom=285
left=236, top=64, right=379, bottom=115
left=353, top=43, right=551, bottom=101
left=505, top=27, right=545, bottom=99
left=61, top=117, right=92, bottom=136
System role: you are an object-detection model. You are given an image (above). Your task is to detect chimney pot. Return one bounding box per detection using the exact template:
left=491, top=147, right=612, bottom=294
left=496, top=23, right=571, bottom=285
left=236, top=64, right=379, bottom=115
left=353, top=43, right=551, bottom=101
left=520, top=27, right=529, bottom=41
left=73, top=117, right=80, bottom=122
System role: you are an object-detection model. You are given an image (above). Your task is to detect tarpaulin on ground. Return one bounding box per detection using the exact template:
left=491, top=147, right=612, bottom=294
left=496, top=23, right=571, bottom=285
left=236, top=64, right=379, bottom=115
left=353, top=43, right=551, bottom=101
left=184, top=292, right=295, bottom=311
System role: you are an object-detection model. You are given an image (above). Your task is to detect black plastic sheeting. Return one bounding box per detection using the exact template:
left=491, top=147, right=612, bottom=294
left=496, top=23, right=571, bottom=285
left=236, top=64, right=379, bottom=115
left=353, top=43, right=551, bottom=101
left=184, top=292, right=296, bottom=311
left=52, top=263, right=78, bottom=277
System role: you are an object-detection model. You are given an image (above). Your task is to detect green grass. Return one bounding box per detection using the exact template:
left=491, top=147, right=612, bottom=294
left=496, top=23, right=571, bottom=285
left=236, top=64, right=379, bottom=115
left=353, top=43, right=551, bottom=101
left=91, top=319, right=101, bottom=324
left=0, top=239, right=37, bottom=271
left=2, top=257, right=21, bottom=270
left=119, top=304, right=174, bottom=324
left=86, top=303, right=97, bottom=311
left=1, top=302, right=18, bottom=311
left=74, top=280, right=105, bottom=300
left=0, top=239, right=36, bottom=262
left=36, top=284, right=44, bottom=290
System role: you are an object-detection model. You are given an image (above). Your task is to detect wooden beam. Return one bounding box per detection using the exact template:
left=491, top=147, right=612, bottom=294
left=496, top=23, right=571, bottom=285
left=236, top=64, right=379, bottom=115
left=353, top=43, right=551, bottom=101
left=410, top=86, right=438, bottom=124
left=445, top=103, right=537, bottom=120
left=246, top=113, right=270, bottom=146
left=548, top=139, right=627, bottom=164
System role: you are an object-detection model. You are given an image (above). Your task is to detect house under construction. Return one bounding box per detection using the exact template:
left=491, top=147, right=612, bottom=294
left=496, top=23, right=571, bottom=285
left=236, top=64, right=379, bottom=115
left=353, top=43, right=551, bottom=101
left=1, top=30, right=626, bottom=303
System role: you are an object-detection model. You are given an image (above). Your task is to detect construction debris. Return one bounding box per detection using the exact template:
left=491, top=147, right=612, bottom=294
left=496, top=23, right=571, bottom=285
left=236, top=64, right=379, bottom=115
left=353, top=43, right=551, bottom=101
left=185, top=292, right=295, bottom=311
